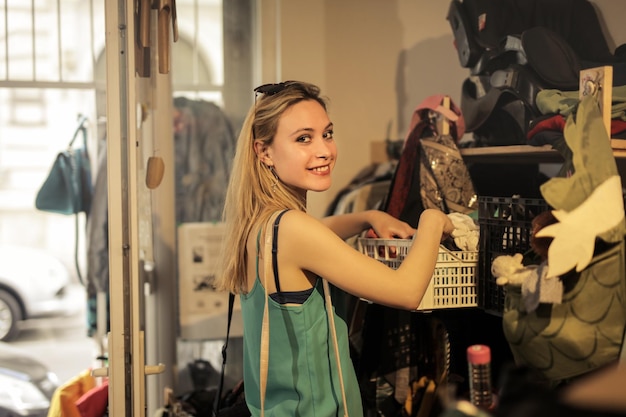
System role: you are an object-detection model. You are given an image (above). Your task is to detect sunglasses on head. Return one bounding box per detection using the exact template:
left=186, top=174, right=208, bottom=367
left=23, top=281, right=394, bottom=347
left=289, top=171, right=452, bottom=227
left=253, top=81, right=298, bottom=97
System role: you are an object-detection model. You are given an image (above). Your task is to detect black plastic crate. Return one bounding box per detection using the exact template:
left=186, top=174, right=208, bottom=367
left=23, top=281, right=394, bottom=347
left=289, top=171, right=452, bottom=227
left=478, top=196, right=551, bottom=315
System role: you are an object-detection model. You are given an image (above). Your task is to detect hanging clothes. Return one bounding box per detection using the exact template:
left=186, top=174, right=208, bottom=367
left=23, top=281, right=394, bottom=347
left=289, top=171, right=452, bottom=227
left=85, top=99, right=237, bottom=338
left=86, top=136, right=109, bottom=338
left=75, top=380, right=109, bottom=417
left=47, top=369, right=96, bottom=417
left=173, top=97, right=237, bottom=223
left=358, top=96, right=472, bottom=416
left=383, top=95, right=472, bottom=225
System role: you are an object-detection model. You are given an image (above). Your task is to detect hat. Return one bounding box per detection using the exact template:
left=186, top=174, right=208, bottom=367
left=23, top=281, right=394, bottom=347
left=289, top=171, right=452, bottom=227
left=410, top=94, right=465, bottom=141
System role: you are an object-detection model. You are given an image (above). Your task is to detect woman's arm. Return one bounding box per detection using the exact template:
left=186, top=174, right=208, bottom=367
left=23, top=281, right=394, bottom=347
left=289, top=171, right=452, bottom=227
left=280, top=209, right=454, bottom=310
left=321, top=210, right=415, bottom=240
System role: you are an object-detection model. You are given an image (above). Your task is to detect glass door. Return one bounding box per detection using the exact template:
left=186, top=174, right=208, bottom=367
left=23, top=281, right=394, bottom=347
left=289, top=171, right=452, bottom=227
left=101, top=0, right=254, bottom=415
left=101, top=0, right=174, bottom=415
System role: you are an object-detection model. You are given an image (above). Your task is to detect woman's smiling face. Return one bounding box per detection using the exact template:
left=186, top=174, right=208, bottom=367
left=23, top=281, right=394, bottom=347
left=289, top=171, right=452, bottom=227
left=263, top=99, right=337, bottom=197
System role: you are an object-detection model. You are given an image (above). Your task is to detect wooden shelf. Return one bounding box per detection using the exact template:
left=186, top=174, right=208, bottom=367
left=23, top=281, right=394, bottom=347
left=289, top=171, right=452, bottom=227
left=461, top=141, right=626, bottom=163
left=460, top=145, right=561, bottom=163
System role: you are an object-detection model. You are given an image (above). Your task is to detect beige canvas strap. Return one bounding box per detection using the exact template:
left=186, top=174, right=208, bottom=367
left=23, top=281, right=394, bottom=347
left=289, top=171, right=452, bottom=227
left=259, top=212, right=278, bottom=417
left=259, top=211, right=349, bottom=416
left=322, top=278, right=349, bottom=417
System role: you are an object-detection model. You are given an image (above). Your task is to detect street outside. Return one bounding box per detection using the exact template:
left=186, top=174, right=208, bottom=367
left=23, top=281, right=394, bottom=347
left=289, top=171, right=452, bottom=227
left=10, top=284, right=100, bottom=385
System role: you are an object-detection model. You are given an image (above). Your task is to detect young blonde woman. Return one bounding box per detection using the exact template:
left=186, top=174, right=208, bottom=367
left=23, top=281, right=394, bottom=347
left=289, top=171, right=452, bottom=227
left=216, top=81, right=454, bottom=416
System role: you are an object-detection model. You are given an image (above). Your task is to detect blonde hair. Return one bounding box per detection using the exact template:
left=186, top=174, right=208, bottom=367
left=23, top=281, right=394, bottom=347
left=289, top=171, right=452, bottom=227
left=215, top=81, right=329, bottom=293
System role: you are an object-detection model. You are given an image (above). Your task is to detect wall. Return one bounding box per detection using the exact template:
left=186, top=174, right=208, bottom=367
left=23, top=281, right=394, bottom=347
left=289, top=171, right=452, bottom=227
left=263, top=0, right=626, bottom=218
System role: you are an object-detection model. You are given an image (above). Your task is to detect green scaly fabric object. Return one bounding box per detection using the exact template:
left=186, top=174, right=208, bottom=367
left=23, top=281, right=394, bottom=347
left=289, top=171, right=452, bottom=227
left=502, top=93, right=626, bottom=382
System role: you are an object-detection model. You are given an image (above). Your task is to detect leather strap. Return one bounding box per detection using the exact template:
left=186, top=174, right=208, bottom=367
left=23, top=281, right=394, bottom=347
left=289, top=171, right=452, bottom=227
left=212, top=292, right=235, bottom=416
left=271, top=210, right=289, bottom=292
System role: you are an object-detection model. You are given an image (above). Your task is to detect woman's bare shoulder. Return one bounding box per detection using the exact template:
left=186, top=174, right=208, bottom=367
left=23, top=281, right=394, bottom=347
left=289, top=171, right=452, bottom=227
left=276, top=210, right=333, bottom=238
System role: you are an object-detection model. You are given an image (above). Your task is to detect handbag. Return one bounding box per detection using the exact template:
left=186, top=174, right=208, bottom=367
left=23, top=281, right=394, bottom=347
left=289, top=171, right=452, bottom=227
left=502, top=238, right=626, bottom=382
left=419, top=132, right=478, bottom=214
left=35, top=115, right=93, bottom=215
left=35, top=115, right=93, bottom=285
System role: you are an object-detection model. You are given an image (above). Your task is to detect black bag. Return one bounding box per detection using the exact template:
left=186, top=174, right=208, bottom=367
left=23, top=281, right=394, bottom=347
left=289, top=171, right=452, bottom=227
left=216, top=379, right=249, bottom=417
left=35, top=115, right=93, bottom=215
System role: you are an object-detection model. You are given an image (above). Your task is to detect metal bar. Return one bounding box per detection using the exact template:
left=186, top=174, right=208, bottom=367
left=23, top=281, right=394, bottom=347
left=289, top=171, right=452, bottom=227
left=90, top=0, right=96, bottom=78
left=276, top=0, right=281, bottom=81
left=31, top=0, right=35, bottom=80
left=0, top=80, right=103, bottom=89
left=4, top=0, right=8, bottom=79
left=193, top=0, right=199, bottom=86
left=57, top=0, right=62, bottom=81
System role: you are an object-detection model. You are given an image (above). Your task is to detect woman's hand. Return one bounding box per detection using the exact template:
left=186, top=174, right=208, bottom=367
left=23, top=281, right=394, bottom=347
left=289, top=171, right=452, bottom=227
left=366, top=210, right=416, bottom=239
left=416, top=209, right=455, bottom=242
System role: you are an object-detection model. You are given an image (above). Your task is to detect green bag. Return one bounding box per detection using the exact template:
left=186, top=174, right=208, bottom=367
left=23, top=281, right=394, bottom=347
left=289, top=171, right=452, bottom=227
left=35, top=116, right=93, bottom=215
left=502, top=239, right=626, bottom=382
left=34, top=116, right=93, bottom=286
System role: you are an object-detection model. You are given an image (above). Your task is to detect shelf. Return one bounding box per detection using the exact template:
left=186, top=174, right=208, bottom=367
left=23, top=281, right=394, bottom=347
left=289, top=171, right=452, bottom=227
left=460, top=141, right=626, bottom=164
left=460, top=145, right=561, bottom=163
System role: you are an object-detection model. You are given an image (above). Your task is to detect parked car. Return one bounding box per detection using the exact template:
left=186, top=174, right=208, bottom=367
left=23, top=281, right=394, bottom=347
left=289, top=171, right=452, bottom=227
left=0, top=341, right=59, bottom=417
left=0, top=245, right=77, bottom=342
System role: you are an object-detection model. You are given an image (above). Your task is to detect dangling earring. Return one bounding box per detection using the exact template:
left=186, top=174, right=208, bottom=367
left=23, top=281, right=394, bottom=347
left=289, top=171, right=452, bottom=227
left=269, top=166, right=278, bottom=192
left=264, top=163, right=278, bottom=192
